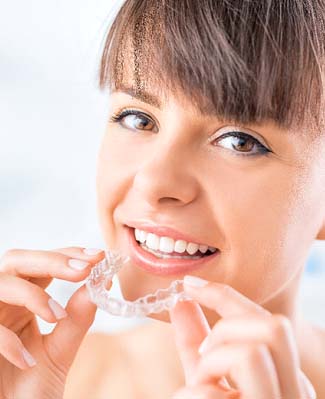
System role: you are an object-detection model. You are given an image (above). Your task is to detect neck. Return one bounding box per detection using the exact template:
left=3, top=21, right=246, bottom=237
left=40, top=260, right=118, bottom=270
left=260, top=263, right=306, bottom=344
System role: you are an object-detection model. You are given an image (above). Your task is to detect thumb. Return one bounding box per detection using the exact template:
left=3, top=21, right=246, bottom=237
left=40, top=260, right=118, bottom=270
left=43, top=280, right=111, bottom=372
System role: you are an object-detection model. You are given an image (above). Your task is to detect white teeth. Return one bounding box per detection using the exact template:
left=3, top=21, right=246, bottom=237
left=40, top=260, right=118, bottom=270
left=186, top=242, right=199, bottom=255
left=134, top=228, right=217, bottom=255
left=146, top=233, right=160, bottom=250
left=174, top=240, right=187, bottom=253
left=159, top=237, right=174, bottom=253
left=199, top=244, right=209, bottom=254
left=135, top=229, right=141, bottom=241
left=139, top=230, right=147, bottom=243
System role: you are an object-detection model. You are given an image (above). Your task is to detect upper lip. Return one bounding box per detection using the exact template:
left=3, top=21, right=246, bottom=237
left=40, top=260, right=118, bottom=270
left=125, top=220, right=217, bottom=248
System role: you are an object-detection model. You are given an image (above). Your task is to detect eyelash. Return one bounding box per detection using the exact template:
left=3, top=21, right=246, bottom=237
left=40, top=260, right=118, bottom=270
left=109, top=108, right=272, bottom=158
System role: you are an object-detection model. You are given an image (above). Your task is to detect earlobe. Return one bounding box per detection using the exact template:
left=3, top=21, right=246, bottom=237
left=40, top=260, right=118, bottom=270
left=315, top=219, right=325, bottom=240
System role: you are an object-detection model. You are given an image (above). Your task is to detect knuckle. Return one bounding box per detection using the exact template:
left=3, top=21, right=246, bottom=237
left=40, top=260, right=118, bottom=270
left=0, top=248, right=20, bottom=269
left=21, top=281, right=46, bottom=306
left=0, top=324, right=22, bottom=350
left=270, top=313, right=291, bottom=339
left=52, top=246, right=87, bottom=255
left=243, top=343, right=268, bottom=365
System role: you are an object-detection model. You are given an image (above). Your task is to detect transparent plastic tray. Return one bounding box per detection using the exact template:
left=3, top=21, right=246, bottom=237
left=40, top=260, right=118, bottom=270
left=85, top=249, right=193, bottom=317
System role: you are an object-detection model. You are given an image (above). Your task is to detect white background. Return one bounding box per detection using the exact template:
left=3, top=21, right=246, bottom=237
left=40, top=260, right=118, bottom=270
left=0, top=0, right=324, bottom=335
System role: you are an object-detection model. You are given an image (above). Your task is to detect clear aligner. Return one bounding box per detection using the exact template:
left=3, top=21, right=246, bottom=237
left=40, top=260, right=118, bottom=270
left=85, top=249, right=193, bottom=318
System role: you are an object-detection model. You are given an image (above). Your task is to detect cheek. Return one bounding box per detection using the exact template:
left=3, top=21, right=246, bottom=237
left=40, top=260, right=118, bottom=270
left=95, top=137, right=135, bottom=248
left=208, top=164, right=318, bottom=302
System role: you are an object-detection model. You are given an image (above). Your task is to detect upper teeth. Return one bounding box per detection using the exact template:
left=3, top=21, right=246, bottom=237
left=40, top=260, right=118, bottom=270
left=134, top=228, right=217, bottom=255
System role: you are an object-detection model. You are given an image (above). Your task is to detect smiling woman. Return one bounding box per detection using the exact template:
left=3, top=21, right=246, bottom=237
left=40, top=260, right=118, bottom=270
left=77, top=1, right=325, bottom=399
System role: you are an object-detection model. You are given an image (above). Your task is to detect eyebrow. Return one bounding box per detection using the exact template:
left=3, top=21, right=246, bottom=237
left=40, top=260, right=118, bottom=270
left=112, top=85, right=162, bottom=109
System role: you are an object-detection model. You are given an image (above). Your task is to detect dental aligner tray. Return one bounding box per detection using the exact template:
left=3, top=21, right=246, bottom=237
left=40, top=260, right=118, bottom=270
left=85, top=249, right=193, bottom=318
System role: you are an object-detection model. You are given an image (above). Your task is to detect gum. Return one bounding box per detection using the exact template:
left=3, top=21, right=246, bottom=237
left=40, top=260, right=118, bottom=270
left=85, top=249, right=193, bottom=317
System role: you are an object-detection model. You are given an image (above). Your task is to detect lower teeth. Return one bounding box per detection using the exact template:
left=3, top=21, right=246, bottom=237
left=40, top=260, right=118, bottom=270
left=140, top=243, right=204, bottom=259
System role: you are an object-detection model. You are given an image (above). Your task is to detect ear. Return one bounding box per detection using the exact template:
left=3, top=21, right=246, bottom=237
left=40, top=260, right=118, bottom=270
left=315, top=218, right=325, bottom=240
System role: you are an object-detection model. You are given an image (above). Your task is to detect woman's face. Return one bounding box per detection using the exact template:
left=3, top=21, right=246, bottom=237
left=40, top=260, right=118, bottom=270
left=96, top=84, right=325, bottom=326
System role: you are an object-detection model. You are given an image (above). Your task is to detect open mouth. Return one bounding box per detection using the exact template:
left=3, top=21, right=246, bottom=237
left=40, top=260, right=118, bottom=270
left=126, top=226, right=220, bottom=276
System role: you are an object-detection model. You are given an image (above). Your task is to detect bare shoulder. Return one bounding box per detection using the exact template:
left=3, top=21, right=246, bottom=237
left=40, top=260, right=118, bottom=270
left=63, top=332, right=119, bottom=399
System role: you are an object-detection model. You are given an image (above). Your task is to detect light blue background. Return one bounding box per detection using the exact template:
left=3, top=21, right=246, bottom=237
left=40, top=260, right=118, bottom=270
left=0, top=0, right=324, bottom=334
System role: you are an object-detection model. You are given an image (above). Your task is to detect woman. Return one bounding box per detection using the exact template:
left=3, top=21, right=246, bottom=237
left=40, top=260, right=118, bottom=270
left=0, top=0, right=324, bottom=398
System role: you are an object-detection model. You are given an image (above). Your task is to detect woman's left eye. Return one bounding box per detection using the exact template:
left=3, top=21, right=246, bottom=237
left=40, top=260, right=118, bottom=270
left=212, top=131, right=272, bottom=157
left=109, top=109, right=157, bottom=132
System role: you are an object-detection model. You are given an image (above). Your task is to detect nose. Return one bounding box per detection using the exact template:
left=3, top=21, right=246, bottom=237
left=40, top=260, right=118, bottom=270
left=132, top=141, right=199, bottom=208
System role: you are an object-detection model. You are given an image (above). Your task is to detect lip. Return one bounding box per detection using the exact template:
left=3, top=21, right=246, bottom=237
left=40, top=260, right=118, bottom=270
left=125, top=221, right=215, bottom=248
left=126, top=226, right=220, bottom=276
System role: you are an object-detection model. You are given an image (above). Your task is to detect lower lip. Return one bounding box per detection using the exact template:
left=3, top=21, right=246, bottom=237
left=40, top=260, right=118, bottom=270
left=126, top=226, right=220, bottom=276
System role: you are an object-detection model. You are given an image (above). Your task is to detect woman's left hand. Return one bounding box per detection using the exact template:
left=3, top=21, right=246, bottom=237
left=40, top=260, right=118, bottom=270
left=169, top=276, right=316, bottom=399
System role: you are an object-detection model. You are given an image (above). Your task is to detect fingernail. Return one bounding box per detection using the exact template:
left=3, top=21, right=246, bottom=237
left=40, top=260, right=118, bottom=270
left=198, top=336, right=210, bottom=354
left=83, top=248, right=102, bottom=255
left=184, top=275, right=209, bottom=288
left=22, top=347, right=37, bottom=367
left=68, top=259, right=90, bottom=270
left=48, top=298, right=68, bottom=320
left=217, top=377, right=232, bottom=391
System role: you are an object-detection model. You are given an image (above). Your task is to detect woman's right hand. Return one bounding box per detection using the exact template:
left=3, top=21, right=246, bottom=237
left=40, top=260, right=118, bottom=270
left=0, top=246, right=108, bottom=399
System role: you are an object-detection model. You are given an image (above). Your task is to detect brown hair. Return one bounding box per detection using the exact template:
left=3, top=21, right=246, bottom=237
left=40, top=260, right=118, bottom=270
left=98, top=0, right=325, bottom=133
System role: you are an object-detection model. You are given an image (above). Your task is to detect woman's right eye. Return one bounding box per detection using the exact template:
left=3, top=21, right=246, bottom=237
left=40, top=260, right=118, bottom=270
left=109, top=109, right=157, bottom=132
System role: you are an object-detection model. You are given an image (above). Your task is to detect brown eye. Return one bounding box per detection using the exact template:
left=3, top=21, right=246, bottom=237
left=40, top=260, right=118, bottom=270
left=212, top=131, right=271, bottom=157
left=229, top=136, right=254, bottom=152
left=124, top=114, right=154, bottom=130
left=109, top=109, right=157, bottom=132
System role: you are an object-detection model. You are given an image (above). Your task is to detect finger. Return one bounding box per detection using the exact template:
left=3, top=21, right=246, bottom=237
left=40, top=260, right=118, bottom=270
left=172, top=383, right=240, bottom=399
left=169, top=300, right=211, bottom=385
left=169, top=300, right=230, bottom=390
left=28, top=247, right=105, bottom=289
left=199, top=314, right=302, bottom=398
left=43, top=278, right=112, bottom=372
left=0, top=273, right=66, bottom=323
left=52, top=246, right=105, bottom=261
left=0, top=247, right=105, bottom=282
left=195, top=342, right=281, bottom=399
left=298, top=370, right=317, bottom=399
left=183, top=276, right=271, bottom=319
left=0, top=323, right=36, bottom=369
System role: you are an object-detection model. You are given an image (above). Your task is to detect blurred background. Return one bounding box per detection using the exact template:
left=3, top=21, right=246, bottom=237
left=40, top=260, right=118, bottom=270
left=0, top=0, right=324, bottom=335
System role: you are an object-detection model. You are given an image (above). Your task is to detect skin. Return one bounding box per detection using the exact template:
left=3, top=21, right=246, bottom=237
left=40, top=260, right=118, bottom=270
left=0, top=82, right=323, bottom=398
left=0, top=246, right=106, bottom=399
left=95, top=84, right=325, bottom=398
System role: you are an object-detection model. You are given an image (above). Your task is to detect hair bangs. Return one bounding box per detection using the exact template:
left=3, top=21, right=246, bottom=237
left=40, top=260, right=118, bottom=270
left=99, top=0, right=325, bottom=133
